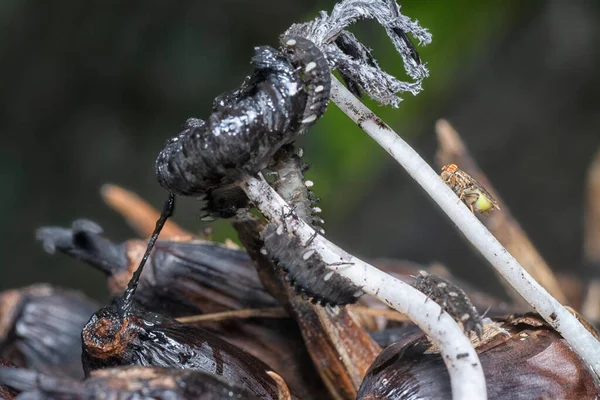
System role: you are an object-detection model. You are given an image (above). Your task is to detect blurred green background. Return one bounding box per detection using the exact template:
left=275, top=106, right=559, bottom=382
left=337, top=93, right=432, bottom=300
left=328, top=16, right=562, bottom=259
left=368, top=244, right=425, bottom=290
left=1, top=0, right=599, bottom=302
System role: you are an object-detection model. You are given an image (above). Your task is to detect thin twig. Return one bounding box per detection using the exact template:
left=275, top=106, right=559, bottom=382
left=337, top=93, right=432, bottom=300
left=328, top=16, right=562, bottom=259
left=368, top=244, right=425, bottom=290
left=176, top=307, right=287, bottom=324
left=435, top=119, right=567, bottom=304
left=348, top=304, right=410, bottom=322
left=101, top=184, right=194, bottom=239
left=329, top=76, right=600, bottom=377
left=242, top=174, right=487, bottom=400
left=176, top=302, right=410, bottom=328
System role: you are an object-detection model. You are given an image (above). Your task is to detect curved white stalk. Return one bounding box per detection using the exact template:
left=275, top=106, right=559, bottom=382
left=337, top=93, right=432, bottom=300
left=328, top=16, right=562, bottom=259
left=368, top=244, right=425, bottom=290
left=329, top=76, right=600, bottom=377
left=242, top=174, right=487, bottom=400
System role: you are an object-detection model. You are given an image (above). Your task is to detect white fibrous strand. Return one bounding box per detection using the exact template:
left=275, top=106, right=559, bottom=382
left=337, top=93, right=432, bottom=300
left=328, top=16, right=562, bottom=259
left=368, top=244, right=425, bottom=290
left=283, top=0, right=431, bottom=106
left=242, top=174, right=487, bottom=400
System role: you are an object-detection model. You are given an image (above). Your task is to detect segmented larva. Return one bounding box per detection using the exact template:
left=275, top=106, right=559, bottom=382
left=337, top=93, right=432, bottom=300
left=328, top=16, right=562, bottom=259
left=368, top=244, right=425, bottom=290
left=281, top=35, right=331, bottom=129
left=261, top=223, right=363, bottom=306
left=414, top=271, right=483, bottom=339
left=155, top=37, right=330, bottom=203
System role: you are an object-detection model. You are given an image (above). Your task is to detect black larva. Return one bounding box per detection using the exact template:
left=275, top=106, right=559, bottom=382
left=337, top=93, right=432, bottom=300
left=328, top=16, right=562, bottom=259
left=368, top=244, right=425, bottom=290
left=413, top=270, right=483, bottom=339
left=155, top=36, right=330, bottom=203
left=261, top=223, right=363, bottom=306
left=149, top=36, right=335, bottom=305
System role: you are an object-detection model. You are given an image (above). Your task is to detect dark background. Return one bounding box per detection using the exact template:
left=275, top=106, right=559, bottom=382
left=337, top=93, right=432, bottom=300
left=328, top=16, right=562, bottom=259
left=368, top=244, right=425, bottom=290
left=1, top=0, right=599, bottom=302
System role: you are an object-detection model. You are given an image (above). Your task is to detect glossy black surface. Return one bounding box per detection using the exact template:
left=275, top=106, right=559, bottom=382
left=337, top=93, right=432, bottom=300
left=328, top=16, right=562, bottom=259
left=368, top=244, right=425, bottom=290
left=81, top=304, right=285, bottom=399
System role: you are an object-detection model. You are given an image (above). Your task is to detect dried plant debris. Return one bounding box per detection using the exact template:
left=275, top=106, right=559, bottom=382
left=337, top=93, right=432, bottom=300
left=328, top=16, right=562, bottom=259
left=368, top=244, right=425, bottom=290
left=36, top=219, right=128, bottom=273
left=36, top=218, right=346, bottom=399
left=0, top=366, right=259, bottom=399
left=283, top=0, right=431, bottom=106
left=289, top=301, right=381, bottom=399
left=78, top=219, right=294, bottom=400
left=0, top=284, right=98, bottom=379
left=101, top=183, right=196, bottom=239
left=413, top=271, right=483, bottom=339
left=357, top=314, right=600, bottom=399
left=81, top=303, right=288, bottom=399
left=36, top=219, right=277, bottom=316
left=261, top=223, right=363, bottom=306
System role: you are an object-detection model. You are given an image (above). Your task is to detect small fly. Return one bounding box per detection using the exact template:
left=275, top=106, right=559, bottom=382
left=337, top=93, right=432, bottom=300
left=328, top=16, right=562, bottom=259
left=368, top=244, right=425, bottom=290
left=440, top=164, right=500, bottom=215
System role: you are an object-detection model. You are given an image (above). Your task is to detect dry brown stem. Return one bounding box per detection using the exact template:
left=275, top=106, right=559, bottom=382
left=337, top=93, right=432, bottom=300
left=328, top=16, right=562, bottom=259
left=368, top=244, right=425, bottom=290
left=101, top=184, right=194, bottom=239
left=176, top=307, right=288, bottom=324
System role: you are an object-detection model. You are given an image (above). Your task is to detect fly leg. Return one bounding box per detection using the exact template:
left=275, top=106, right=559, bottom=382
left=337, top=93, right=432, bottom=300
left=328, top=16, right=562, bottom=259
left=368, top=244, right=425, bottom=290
left=460, top=189, right=480, bottom=215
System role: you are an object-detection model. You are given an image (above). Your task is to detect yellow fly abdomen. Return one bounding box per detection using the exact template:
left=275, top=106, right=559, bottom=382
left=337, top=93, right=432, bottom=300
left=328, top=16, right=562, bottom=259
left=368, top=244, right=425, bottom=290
left=474, top=189, right=494, bottom=213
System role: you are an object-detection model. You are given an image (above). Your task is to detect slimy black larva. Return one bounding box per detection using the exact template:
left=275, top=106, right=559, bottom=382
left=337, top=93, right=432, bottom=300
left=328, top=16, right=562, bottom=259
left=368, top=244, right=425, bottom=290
left=261, top=223, right=363, bottom=306
left=414, top=270, right=483, bottom=338
left=155, top=36, right=330, bottom=215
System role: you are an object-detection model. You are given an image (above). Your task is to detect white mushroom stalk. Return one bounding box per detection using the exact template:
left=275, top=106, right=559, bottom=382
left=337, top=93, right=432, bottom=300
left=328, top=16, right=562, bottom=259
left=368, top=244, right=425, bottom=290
left=329, top=76, right=600, bottom=377
left=242, top=174, right=487, bottom=400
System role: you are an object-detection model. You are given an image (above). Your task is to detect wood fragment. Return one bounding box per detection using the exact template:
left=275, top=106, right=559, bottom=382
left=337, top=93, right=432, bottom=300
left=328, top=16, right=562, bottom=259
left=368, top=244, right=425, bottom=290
left=176, top=306, right=409, bottom=326
left=347, top=305, right=410, bottom=323
left=290, top=300, right=382, bottom=400
left=101, top=183, right=194, bottom=239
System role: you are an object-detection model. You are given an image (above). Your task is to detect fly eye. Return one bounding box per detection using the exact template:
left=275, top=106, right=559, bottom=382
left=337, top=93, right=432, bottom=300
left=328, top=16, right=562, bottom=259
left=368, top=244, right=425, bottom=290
left=442, top=164, right=458, bottom=173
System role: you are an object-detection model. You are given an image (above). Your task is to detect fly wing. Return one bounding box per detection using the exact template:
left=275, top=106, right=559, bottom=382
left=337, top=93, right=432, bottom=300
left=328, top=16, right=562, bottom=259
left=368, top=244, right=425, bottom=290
left=469, top=176, right=500, bottom=210
left=455, top=170, right=500, bottom=210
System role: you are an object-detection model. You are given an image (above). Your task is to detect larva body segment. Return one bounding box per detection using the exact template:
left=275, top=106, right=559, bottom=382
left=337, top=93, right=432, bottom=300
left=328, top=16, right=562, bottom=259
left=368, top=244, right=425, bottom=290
left=281, top=35, right=331, bottom=128
left=261, top=223, right=363, bottom=306
left=414, top=270, right=483, bottom=338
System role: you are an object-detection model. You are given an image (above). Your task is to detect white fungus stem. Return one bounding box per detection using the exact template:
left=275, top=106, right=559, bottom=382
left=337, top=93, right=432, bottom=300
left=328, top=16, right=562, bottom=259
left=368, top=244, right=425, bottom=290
left=243, top=174, right=487, bottom=400
left=329, top=75, right=600, bottom=377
